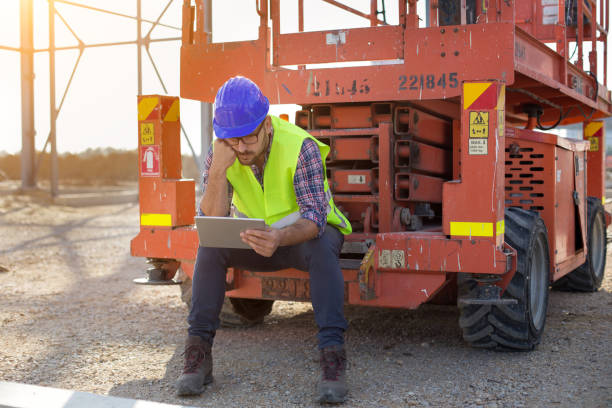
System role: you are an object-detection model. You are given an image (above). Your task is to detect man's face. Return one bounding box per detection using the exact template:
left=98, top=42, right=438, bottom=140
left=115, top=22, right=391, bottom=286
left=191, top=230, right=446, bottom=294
left=226, top=118, right=269, bottom=166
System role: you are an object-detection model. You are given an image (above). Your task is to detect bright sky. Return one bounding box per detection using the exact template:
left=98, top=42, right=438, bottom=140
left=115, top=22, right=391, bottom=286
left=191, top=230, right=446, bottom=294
left=0, top=0, right=398, bottom=156
left=0, top=0, right=609, bottom=156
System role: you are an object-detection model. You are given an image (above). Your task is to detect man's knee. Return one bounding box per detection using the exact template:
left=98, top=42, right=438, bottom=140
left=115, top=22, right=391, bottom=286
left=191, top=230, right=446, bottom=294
left=305, top=229, right=341, bottom=258
left=195, top=246, right=230, bottom=272
left=197, top=245, right=226, bottom=259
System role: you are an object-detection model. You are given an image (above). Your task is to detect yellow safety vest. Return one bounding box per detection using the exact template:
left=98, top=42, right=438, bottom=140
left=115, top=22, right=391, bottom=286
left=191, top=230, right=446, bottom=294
left=226, top=115, right=352, bottom=235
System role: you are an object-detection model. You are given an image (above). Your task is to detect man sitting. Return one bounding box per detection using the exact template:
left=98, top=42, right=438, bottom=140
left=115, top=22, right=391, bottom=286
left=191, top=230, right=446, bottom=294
left=176, top=76, right=352, bottom=404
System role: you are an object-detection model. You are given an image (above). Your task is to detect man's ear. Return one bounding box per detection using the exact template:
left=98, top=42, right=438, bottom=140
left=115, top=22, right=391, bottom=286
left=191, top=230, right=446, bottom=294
left=264, top=116, right=272, bottom=133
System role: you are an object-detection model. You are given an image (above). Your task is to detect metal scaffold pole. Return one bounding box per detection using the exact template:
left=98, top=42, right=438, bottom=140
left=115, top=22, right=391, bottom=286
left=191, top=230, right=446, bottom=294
left=200, top=0, right=213, bottom=170
left=49, top=0, right=59, bottom=197
left=7, top=0, right=187, bottom=193
left=20, top=0, right=36, bottom=189
left=137, top=0, right=142, bottom=95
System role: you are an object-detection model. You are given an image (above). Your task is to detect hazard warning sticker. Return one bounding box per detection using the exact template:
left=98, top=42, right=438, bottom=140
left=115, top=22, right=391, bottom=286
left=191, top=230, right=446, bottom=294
left=141, top=145, right=160, bottom=177
left=140, top=123, right=155, bottom=145
left=469, top=139, right=488, bottom=155
left=469, top=111, right=489, bottom=138
left=588, top=136, right=599, bottom=151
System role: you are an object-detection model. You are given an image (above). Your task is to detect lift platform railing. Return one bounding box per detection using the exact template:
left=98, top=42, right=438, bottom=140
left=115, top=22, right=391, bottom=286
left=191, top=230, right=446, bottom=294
left=184, top=0, right=607, bottom=77
left=180, top=0, right=610, bottom=119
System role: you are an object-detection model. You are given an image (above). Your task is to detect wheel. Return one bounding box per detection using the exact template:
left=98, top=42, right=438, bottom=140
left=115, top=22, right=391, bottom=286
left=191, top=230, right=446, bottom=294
left=458, top=207, right=551, bottom=350
left=176, top=268, right=273, bottom=327
left=553, top=197, right=607, bottom=292
left=225, top=297, right=274, bottom=327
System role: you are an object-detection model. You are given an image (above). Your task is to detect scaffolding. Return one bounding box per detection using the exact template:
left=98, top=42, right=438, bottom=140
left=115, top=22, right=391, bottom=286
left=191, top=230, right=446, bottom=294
left=1, top=0, right=212, bottom=196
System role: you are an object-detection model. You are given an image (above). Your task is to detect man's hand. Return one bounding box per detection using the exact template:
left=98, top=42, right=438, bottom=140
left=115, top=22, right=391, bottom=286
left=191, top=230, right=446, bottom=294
left=200, top=139, right=234, bottom=217
left=210, top=139, right=237, bottom=173
left=240, top=227, right=282, bottom=257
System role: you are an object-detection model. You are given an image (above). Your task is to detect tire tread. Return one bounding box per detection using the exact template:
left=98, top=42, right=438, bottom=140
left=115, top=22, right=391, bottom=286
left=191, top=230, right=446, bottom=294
left=458, top=208, right=550, bottom=351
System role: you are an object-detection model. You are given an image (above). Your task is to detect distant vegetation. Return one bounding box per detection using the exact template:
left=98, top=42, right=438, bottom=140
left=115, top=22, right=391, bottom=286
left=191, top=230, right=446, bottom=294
left=0, top=148, right=200, bottom=185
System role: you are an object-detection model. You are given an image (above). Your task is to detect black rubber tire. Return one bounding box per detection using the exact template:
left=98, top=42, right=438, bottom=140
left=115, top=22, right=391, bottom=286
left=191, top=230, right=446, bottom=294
left=177, top=269, right=273, bottom=327
left=458, top=207, right=551, bottom=351
left=227, top=297, right=274, bottom=325
left=553, top=197, right=607, bottom=292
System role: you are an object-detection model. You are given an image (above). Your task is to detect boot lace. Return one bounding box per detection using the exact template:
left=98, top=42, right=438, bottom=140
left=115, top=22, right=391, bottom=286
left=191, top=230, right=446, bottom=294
left=320, top=349, right=346, bottom=381
left=182, top=344, right=207, bottom=374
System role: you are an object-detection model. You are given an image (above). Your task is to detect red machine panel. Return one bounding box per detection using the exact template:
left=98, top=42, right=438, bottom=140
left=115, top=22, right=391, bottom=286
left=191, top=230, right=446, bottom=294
left=395, top=173, right=444, bottom=202
left=505, top=128, right=588, bottom=279
left=584, top=121, right=606, bottom=202
left=139, top=179, right=195, bottom=228
left=331, top=105, right=374, bottom=129
left=329, top=137, right=378, bottom=162
left=330, top=169, right=377, bottom=193
left=395, top=140, right=451, bottom=176
left=134, top=95, right=195, bottom=231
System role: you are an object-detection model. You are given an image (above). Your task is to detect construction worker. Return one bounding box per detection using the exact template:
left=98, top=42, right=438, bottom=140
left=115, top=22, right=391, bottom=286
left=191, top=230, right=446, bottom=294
left=176, top=76, right=352, bottom=404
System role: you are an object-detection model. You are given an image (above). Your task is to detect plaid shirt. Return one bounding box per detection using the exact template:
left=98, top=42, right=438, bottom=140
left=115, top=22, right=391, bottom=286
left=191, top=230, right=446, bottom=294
left=199, top=130, right=327, bottom=236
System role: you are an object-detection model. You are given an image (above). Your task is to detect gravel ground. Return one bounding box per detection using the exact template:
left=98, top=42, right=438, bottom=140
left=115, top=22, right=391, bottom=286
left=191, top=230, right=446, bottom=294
left=0, top=186, right=610, bottom=407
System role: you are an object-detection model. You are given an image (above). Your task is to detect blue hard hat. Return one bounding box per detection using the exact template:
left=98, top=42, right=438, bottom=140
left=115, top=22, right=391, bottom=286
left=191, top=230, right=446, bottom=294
left=213, top=76, right=270, bottom=139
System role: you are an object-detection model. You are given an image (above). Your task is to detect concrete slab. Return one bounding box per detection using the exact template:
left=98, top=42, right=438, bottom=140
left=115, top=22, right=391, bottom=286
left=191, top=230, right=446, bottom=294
left=0, top=382, right=195, bottom=408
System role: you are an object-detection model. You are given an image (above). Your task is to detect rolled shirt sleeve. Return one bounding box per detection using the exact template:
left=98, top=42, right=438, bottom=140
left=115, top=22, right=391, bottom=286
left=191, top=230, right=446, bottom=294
left=293, top=138, right=328, bottom=236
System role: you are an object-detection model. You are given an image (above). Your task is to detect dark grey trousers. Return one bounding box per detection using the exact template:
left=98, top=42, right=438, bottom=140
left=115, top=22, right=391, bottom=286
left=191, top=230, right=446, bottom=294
left=187, top=225, right=347, bottom=348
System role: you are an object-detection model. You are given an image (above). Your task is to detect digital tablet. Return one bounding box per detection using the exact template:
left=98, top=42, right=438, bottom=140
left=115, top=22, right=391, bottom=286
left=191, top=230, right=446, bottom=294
left=195, top=216, right=266, bottom=249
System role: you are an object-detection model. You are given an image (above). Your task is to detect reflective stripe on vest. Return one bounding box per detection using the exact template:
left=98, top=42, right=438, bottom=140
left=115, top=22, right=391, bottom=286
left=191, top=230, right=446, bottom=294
left=226, top=115, right=352, bottom=235
left=236, top=185, right=348, bottom=231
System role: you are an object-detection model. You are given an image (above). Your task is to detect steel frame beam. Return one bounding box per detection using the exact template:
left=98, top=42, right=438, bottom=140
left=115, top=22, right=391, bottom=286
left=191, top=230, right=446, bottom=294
left=53, top=0, right=181, bottom=30
left=320, top=0, right=386, bottom=26
left=3, top=0, right=195, bottom=195
left=200, top=0, right=212, bottom=164
left=49, top=0, right=58, bottom=196
left=20, top=0, right=36, bottom=189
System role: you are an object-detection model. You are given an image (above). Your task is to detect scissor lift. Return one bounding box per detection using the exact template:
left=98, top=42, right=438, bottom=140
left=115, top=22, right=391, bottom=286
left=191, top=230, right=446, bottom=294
left=132, top=0, right=611, bottom=349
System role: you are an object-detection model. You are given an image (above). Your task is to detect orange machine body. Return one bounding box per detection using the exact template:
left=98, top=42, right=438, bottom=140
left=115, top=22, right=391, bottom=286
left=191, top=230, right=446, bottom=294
left=131, top=0, right=610, bottom=309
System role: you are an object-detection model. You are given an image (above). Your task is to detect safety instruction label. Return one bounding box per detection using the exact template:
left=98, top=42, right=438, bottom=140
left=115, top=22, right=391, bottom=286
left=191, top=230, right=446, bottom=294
left=469, top=111, right=489, bottom=138
left=588, top=136, right=599, bottom=151
left=379, top=250, right=391, bottom=268
left=378, top=249, right=406, bottom=269
left=469, top=139, right=488, bottom=155
left=141, top=145, right=160, bottom=177
left=391, top=250, right=405, bottom=268
left=140, top=123, right=155, bottom=145
left=348, top=175, right=367, bottom=184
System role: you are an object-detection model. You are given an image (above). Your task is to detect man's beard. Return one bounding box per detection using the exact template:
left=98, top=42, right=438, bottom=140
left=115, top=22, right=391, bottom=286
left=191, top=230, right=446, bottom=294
left=237, top=152, right=256, bottom=165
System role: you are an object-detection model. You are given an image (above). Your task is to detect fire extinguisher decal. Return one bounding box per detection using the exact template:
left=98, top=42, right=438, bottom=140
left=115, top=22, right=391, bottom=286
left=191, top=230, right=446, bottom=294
left=141, top=145, right=160, bottom=177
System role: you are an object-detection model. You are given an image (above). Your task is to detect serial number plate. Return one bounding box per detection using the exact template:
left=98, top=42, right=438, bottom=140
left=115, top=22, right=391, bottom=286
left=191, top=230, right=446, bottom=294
left=310, top=72, right=458, bottom=97
left=261, top=278, right=348, bottom=301
left=398, top=72, right=458, bottom=91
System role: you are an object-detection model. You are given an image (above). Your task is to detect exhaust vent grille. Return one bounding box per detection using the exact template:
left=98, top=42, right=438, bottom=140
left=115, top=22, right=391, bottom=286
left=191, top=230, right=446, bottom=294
left=504, top=146, right=546, bottom=212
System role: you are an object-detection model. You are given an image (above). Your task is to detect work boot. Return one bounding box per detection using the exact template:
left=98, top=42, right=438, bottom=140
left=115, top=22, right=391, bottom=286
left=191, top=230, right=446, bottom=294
left=176, top=335, right=213, bottom=396
left=316, top=345, right=348, bottom=404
